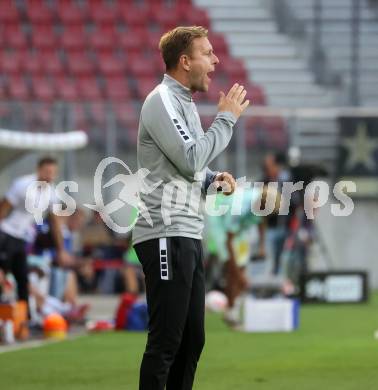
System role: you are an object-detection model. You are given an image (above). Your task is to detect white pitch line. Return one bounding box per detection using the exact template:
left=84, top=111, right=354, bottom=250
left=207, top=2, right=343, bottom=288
left=0, top=334, right=87, bottom=355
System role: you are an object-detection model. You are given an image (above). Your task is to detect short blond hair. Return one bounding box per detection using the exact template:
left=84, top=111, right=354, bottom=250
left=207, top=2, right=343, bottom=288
left=159, top=26, right=208, bottom=70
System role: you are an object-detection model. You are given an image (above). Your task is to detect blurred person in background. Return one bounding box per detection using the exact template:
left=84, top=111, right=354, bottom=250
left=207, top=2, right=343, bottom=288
left=207, top=187, right=267, bottom=326
left=78, top=210, right=126, bottom=294
left=27, top=208, right=89, bottom=324
left=0, top=156, right=71, bottom=306
left=262, top=152, right=292, bottom=276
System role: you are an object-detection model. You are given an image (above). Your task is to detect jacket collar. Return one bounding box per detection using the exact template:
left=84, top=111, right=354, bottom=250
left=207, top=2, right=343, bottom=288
left=162, top=74, right=193, bottom=102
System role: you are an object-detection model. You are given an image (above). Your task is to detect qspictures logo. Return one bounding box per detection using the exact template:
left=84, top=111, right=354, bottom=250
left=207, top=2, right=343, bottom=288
left=25, top=157, right=357, bottom=233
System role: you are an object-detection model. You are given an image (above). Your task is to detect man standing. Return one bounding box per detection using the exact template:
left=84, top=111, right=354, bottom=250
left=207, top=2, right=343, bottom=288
left=0, top=157, right=72, bottom=303
left=132, top=26, right=249, bottom=390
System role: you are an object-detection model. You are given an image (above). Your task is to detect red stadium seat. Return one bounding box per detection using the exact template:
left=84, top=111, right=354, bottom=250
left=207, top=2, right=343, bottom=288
left=77, top=77, right=103, bottom=100
left=128, top=56, right=156, bottom=78
left=54, top=77, right=79, bottom=101
left=120, top=6, right=148, bottom=28
left=57, top=3, right=87, bottom=25
left=22, top=51, right=42, bottom=75
left=113, top=102, right=138, bottom=129
left=0, top=3, right=20, bottom=24
left=8, top=76, right=30, bottom=100
left=88, top=3, right=118, bottom=24
left=155, top=56, right=166, bottom=77
left=248, top=84, right=266, bottom=105
left=118, top=32, right=144, bottom=57
left=134, top=77, right=159, bottom=99
left=41, top=51, right=65, bottom=75
left=26, top=3, right=54, bottom=25
left=104, top=77, right=131, bottom=101
left=32, top=26, right=57, bottom=50
left=0, top=52, right=22, bottom=74
left=3, top=26, right=28, bottom=50
left=31, top=76, right=55, bottom=102
left=70, top=103, right=89, bottom=130
left=182, top=7, right=210, bottom=28
left=67, top=53, right=95, bottom=76
left=97, top=54, right=126, bottom=77
left=88, top=102, right=106, bottom=125
left=208, top=33, right=229, bottom=57
left=89, top=32, right=115, bottom=53
left=61, top=27, right=87, bottom=52
left=149, top=4, right=182, bottom=30
left=145, top=31, right=163, bottom=50
left=219, top=58, right=248, bottom=82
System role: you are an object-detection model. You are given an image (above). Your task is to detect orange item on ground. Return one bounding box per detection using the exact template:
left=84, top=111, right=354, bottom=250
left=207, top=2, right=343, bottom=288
left=0, top=301, right=29, bottom=340
left=43, top=313, right=68, bottom=340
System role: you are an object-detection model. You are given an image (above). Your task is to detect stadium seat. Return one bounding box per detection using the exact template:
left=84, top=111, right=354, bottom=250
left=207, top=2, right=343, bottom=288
left=113, top=102, right=138, bottom=130
left=98, top=54, right=126, bottom=77
left=183, top=7, right=210, bottom=27
left=31, top=25, right=57, bottom=50
left=118, top=33, right=144, bottom=57
left=219, top=58, right=248, bottom=82
left=89, top=32, right=115, bottom=53
left=31, top=76, right=55, bottom=102
left=120, top=6, right=148, bottom=28
left=145, top=31, right=164, bottom=51
left=3, top=25, right=28, bottom=50
left=21, top=102, right=53, bottom=131
left=77, top=77, right=103, bottom=100
left=0, top=3, right=20, bottom=24
left=248, top=84, right=266, bottom=105
left=26, top=3, right=54, bottom=25
left=41, top=51, right=65, bottom=75
left=67, top=53, right=95, bottom=76
left=70, top=103, right=89, bottom=130
left=22, top=51, right=43, bottom=75
left=54, top=77, right=79, bottom=101
left=88, top=3, right=118, bottom=24
left=0, top=0, right=268, bottom=131
left=57, top=2, right=87, bottom=25
left=8, top=76, right=30, bottom=100
left=134, top=77, right=159, bottom=99
left=208, top=33, right=229, bottom=57
left=88, top=101, right=107, bottom=126
left=0, top=52, right=22, bottom=74
left=104, top=77, right=131, bottom=101
left=61, top=27, right=87, bottom=52
left=149, top=4, right=182, bottom=31
left=128, top=56, right=156, bottom=78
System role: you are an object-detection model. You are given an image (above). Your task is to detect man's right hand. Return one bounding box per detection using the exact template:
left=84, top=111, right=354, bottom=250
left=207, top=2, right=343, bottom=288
left=218, top=83, right=250, bottom=120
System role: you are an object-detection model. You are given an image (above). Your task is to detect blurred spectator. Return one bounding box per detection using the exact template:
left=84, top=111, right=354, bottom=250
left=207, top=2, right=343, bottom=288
left=28, top=209, right=89, bottom=323
left=206, top=188, right=266, bottom=325
left=78, top=210, right=125, bottom=294
left=0, top=157, right=71, bottom=306
left=261, top=152, right=292, bottom=275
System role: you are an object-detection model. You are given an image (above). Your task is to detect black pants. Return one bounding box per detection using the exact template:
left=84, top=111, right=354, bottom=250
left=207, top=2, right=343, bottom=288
left=134, top=237, right=205, bottom=390
left=0, top=231, right=28, bottom=301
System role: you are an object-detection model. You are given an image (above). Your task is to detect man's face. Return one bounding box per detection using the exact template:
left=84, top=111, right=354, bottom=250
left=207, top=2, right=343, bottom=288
left=37, top=163, right=58, bottom=183
left=187, top=37, right=219, bottom=93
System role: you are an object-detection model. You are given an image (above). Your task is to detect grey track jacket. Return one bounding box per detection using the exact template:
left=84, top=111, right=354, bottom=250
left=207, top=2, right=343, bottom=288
left=132, top=74, right=237, bottom=245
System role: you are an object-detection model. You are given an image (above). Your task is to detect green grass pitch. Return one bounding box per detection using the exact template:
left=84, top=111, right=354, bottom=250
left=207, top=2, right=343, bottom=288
left=1, top=293, right=378, bottom=390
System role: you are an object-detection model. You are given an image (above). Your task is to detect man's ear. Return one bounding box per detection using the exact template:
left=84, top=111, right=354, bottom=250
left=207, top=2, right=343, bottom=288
left=180, top=54, right=191, bottom=72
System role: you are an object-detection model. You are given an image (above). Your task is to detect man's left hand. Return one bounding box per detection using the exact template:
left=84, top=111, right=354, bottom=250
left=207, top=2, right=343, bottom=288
left=213, top=172, right=236, bottom=196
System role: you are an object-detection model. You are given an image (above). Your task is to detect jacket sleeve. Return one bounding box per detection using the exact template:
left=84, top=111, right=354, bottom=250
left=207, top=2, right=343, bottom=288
left=141, top=85, right=236, bottom=180
left=203, top=168, right=218, bottom=193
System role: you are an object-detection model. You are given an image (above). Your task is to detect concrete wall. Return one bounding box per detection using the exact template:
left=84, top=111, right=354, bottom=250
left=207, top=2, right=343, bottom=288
left=315, top=199, right=378, bottom=289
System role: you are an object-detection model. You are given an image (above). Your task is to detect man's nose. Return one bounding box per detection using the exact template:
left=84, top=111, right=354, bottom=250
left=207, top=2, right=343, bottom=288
left=213, top=54, right=219, bottom=65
